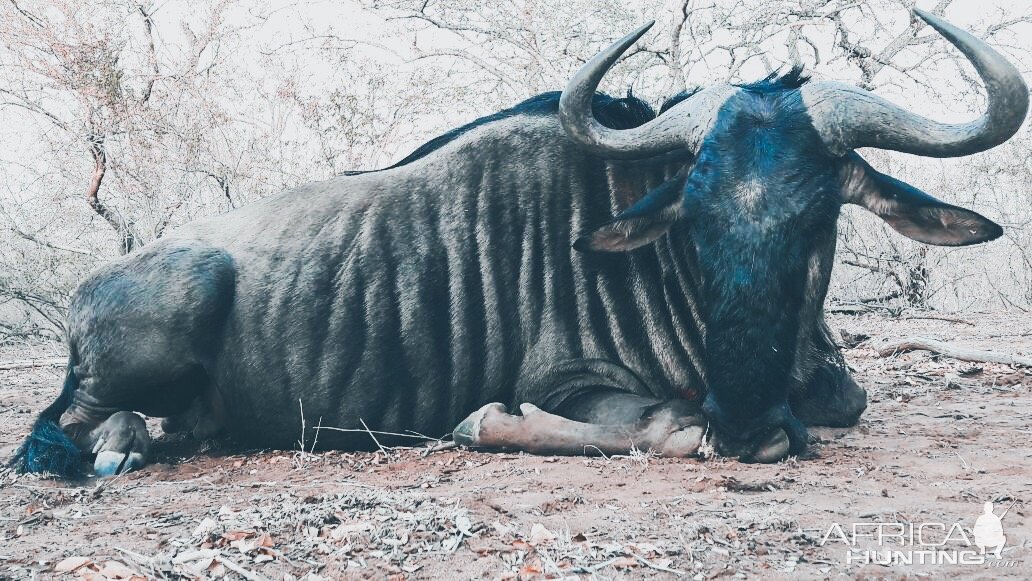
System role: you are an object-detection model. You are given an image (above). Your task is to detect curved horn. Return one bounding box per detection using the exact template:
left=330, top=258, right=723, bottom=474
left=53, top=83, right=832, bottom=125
left=803, top=8, right=1029, bottom=157
left=559, top=22, right=735, bottom=159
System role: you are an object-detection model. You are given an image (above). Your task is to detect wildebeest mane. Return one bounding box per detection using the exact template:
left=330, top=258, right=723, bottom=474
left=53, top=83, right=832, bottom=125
left=341, top=91, right=657, bottom=175
left=736, top=65, right=809, bottom=94
left=658, top=88, right=702, bottom=115
left=344, top=68, right=808, bottom=176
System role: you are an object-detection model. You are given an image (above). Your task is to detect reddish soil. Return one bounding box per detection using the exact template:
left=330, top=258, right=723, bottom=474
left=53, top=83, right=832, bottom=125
left=2, top=312, right=1031, bottom=580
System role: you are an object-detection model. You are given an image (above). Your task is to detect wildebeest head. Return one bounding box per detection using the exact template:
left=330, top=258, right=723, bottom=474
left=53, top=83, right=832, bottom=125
left=564, top=10, right=1028, bottom=459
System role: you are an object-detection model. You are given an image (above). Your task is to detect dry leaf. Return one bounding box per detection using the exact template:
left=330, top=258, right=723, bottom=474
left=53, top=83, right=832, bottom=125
left=611, top=556, right=638, bottom=568
left=626, top=542, right=661, bottom=555
left=332, top=522, right=372, bottom=539
left=455, top=515, right=474, bottom=536
left=256, top=532, right=274, bottom=547
left=193, top=517, right=219, bottom=538
left=230, top=538, right=256, bottom=554
left=222, top=530, right=255, bottom=542
left=98, top=560, right=139, bottom=579
left=54, top=556, right=92, bottom=573
left=528, top=523, right=556, bottom=545
left=518, top=563, right=542, bottom=576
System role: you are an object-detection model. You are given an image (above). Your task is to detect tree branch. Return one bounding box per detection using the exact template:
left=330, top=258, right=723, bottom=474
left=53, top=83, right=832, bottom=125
left=137, top=2, right=160, bottom=105
left=878, top=337, right=1032, bottom=367
left=85, top=134, right=139, bottom=254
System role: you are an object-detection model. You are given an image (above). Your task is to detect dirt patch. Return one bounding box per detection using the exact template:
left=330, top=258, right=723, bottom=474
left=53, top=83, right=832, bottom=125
left=2, top=312, right=1031, bottom=579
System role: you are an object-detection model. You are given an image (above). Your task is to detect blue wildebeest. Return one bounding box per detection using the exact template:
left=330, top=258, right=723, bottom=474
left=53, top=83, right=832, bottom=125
left=11, top=9, right=1028, bottom=477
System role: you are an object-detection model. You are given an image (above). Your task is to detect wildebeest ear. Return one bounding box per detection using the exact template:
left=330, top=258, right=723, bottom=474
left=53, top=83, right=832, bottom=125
left=841, top=153, right=1002, bottom=246
left=574, top=177, right=685, bottom=253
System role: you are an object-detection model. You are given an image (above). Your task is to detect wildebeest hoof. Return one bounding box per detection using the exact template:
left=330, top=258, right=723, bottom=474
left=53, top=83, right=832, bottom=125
left=741, top=429, right=789, bottom=464
left=89, top=411, right=151, bottom=477
left=656, top=425, right=706, bottom=457
left=94, top=450, right=146, bottom=476
left=453, top=403, right=509, bottom=447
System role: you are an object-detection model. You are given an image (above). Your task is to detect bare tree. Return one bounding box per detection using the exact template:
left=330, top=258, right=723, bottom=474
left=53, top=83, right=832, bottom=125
left=0, top=0, right=1029, bottom=341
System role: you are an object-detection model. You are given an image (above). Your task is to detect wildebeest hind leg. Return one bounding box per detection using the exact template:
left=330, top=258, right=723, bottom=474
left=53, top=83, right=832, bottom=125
left=56, top=241, right=235, bottom=476
left=88, top=411, right=151, bottom=476
left=452, top=398, right=707, bottom=457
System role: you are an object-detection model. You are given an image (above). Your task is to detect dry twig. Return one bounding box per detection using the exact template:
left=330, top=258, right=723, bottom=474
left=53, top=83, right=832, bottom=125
left=903, top=315, right=975, bottom=326
left=878, top=337, right=1032, bottom=367
left=216, top=555, right=269, bottom=581
left=0, top=357, right=66, bottom=370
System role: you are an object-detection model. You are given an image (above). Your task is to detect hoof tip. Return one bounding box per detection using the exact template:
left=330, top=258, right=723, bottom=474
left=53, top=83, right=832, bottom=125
left=452, top=403, right=508, bottom=447
left=744, top=429, right=790, bottom=464
left=94, top=450, right=146, bottom=477
left=659, top=425, right=706, bottom=457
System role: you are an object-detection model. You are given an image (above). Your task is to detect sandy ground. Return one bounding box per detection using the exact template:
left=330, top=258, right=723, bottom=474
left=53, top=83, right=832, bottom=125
left=1, top=312, right=1031, bottom=580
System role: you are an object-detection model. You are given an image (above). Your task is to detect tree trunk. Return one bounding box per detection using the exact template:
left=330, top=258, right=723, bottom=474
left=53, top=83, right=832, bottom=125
left=86, top=134, right=138, bottom=254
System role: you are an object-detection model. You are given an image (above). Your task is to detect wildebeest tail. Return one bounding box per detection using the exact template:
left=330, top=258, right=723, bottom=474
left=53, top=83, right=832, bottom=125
left=8, top=353, right=83, bottom=477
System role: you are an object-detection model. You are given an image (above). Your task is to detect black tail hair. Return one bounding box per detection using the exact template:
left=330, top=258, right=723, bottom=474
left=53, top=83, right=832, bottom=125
left=8, top=357, right=83, bottom=478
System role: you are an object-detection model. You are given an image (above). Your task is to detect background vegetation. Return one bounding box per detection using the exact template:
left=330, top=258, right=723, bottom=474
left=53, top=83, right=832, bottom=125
left=1, top=0, right=1029, bottom=342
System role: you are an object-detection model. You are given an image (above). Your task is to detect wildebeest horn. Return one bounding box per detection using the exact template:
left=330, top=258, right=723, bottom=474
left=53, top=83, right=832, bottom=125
left=559, top=22, right=736, bottom=159
left=802, top=8, right=1029, bottom=157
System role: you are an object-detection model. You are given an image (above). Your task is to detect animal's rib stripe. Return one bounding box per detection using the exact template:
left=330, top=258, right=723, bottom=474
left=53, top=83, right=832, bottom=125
left=648, top=250, right=686, bottom=390
left=668, top=279, right=706, bottom=390
left=413, top=184, right=449, bottom=434
left=393, top=207, right=423, bottom=436
left=301, top=214, right=344, bottom=430
left=519, top=171, right=544, bottom=347
left=359, top=205, right=395, bottom=436
left=487, top=155, right=519, bottom=405
left=656, top=233, right=707, bottom=389
left=325, top=213, right=367, bottom=434
left=569, top=160, right=604, bottom=360
left=475, top=154, right=500, bottom=407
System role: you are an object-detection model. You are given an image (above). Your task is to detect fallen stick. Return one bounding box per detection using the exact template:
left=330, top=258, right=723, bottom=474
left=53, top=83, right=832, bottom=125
left=878, top=337, right=1032, bottom=367
left=114, top=547, right=164, bottom=580
left=0, top=357, right=67, bottom=371
left=826, top=304, right=871, bottom=314
left=903, top=315, right=975, bottom=326
left=633, top=553, right=686, bottom=576
left=421, top=440, right=458, bottom=457
left=216, top=555, right=270, bottom=581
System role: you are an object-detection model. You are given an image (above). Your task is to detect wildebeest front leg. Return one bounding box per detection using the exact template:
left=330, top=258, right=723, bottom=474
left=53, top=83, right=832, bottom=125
left=452, top=399, right=707, bottom=457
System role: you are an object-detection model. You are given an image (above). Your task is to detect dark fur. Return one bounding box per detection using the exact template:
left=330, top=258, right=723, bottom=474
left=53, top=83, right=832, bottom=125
left=736, top=65, right=810, bottom=93
left=15, top=70, right=910, bottom=476
left=684, top=82, right=839, bottom=453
